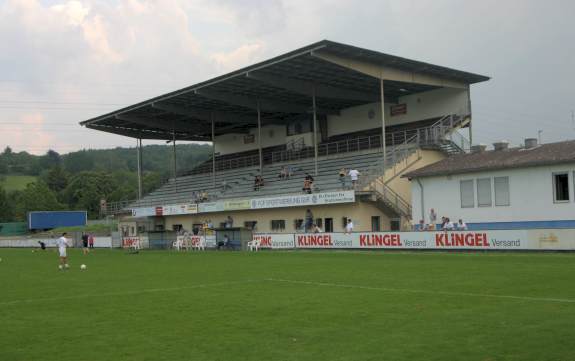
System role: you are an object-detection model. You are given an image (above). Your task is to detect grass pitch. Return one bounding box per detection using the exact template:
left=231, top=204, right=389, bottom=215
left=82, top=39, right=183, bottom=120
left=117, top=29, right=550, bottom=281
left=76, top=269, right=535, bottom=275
left=1, top=249, right=574, bottom=361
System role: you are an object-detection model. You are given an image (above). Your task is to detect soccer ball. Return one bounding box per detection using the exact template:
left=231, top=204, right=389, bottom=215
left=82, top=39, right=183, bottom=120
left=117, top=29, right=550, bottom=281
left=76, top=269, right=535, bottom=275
left=80, top=264, right=87, bottom=270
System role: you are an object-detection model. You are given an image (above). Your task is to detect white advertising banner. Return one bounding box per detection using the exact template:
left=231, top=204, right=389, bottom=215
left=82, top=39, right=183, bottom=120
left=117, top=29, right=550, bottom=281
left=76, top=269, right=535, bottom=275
left=250, top=190, right=355, bottom=210
left=162, top=203, right=198, bottom=216
left=132, top=207, right=156, bottom=217
left=252, top=233, right=295, bottom=249
left=294, top=231, right=530, bottom=250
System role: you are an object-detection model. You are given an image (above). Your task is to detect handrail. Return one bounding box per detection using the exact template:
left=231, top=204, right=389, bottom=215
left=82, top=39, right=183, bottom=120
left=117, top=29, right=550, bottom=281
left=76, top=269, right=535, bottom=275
left=104, top=114, right=470, bottom=216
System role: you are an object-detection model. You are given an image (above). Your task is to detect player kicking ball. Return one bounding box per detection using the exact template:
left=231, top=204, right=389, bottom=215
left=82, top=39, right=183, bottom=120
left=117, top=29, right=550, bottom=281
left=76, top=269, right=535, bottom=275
left=57, top=232, right=70, bottom=270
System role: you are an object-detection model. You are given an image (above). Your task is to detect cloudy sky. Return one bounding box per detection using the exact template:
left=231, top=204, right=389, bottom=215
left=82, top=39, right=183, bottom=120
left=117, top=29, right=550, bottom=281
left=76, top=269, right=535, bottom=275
left=1, top=0, right=574, bottom=154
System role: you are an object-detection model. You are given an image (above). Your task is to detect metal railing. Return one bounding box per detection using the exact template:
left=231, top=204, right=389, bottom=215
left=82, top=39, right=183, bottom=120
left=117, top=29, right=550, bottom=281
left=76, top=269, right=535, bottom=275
left=103, top=114, right=470, bottom=216
left=369, top=178, right=413, bottom=218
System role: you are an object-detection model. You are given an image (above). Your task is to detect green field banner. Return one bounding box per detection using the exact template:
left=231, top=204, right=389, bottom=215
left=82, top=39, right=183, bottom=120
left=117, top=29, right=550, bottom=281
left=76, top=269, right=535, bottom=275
left=0, top=222, right=28, bottom=236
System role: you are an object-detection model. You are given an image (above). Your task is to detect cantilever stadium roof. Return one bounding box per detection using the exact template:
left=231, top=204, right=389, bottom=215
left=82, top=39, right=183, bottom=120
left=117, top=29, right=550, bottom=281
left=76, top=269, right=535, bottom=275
left=80, top=40, right=489, bottom=141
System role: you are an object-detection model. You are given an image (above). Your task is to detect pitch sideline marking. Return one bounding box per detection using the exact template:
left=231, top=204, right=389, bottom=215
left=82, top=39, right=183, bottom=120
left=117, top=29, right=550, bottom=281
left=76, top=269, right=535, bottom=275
left=265, top=278, right=575, bottom=304
left=0, top=279, right=261, bottom=306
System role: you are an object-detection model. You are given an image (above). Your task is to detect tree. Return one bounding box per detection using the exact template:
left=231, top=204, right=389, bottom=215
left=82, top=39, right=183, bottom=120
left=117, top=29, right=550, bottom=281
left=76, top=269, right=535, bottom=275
left=39, top=150, right=61, bottom=170
left=10, top=182, right=63, bottom=221
left=63, top=172, right=116, bottom=218
left=3, top=146, right=12, bottom=156
left=0, top=185, right=12, bottom=222
left=41, top=166, right=70, bottom=193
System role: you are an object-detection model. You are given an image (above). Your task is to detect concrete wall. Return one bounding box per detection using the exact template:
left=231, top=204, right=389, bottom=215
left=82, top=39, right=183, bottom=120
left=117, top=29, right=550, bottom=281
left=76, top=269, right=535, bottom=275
left=162, top=201, right=391, bottom=233
left=327, top=88, right=469, bottom=138
left=411, top=163, right=575, bottom=224
left=214, top=124, right=288, bottom=155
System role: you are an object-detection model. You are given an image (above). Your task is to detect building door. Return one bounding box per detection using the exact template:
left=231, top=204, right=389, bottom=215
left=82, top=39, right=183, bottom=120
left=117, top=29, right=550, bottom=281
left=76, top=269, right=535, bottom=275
left=390, top=218, right=400, bottom=231
left=324, top=218, right=333, bottom=233
left=371, top=216, right=381, bottom=232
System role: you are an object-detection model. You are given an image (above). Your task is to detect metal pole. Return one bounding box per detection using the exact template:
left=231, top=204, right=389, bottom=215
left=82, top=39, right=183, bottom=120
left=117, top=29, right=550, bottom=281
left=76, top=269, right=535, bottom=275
left=137, top=138, right=143, bottom=200
left=467, top=85, right=473, bottom=146
left=172, top=128, right=177, bottom=193
left=211, top=113, right=216, bottom=188
left=312, top=86, right=318, bottom=176
left=257, top=101, right=262, bottom=174
left=380, top=78, right=386, bottom=172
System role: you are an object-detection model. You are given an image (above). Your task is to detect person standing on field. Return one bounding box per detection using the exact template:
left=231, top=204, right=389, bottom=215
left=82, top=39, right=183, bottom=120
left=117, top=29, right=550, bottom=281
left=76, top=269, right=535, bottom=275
left=88, top=234, right=95, bottom=249
left=57, top=232, right=70, bottom=270
left=81, top=232, right=89, bottom=255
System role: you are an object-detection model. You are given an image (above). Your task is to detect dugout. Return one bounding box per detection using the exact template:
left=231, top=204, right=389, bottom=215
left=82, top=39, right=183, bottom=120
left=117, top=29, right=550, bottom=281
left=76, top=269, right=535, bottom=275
left=215, top=227, right=252, bottom=250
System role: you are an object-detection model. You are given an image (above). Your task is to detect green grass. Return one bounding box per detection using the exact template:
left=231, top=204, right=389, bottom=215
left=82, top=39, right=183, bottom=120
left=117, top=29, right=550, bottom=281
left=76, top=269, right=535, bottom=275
left=0, top=175, right=37, bottom=192
left=1, top=249, right=574, bottom=361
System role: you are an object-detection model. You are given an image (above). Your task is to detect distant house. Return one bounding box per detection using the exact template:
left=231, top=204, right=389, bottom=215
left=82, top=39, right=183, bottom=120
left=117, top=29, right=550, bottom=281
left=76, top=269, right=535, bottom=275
left=404, top=139, right=575, bottom=230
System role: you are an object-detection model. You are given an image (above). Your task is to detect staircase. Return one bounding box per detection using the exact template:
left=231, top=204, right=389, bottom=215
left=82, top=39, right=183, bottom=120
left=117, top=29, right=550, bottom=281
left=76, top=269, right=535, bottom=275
left=357, top=113, right=471, bottom=220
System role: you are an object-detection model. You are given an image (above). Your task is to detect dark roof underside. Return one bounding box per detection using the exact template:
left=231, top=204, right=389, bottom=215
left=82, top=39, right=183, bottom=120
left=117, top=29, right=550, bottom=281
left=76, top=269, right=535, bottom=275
left=80, top=40, right=489, bottom=141
left=404, top=140, right=575, bottom=178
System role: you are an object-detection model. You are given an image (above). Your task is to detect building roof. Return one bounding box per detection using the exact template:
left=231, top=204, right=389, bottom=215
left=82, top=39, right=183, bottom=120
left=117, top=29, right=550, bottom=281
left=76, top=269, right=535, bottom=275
left=79, top=40, right=489, bottom=141
left=404, top=140, right=575, bottom=178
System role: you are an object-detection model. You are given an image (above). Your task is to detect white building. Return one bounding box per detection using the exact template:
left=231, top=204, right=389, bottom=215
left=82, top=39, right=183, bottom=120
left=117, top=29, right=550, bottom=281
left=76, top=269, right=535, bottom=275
left=405, top=139, right=575, bottom=230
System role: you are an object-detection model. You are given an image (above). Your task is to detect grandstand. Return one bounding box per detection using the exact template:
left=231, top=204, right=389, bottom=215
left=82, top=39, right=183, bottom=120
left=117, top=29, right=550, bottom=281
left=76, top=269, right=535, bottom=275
left=80, top=40, right=488, bottom=234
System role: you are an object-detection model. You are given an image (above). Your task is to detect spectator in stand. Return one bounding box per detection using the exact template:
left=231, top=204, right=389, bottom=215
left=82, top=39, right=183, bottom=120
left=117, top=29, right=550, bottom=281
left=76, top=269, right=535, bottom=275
left=302, top=178, right=312, bottom=194
left=305, top=209, right=314, bottom=232
left=442, top=217, right=454, bottom=231
left=225, top=216, right=234, bottom=228
left=457, top=219, right=468, bottom=231
left=429, top=208, right=437, bottom=228
left=287, top=165, right=295, bottom=178
left=348, top=168, right=360, bottom=189
left=312, top=224, right=323, bottom=233
left=278, top=166, right=288, bottom=180
left=417, top=219, right=426, bottom=231
left=254, top=175, right=265, bottom=191
left=221, top=180, right=231, bottom=193
left=345, top=219, right=354, bottom=234
left=339, top=168, right=347, bottom=189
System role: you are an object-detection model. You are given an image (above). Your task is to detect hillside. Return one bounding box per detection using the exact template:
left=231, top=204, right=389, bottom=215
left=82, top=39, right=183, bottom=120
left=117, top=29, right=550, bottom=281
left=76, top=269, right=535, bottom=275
left=0, top=143, right=212, bottom=222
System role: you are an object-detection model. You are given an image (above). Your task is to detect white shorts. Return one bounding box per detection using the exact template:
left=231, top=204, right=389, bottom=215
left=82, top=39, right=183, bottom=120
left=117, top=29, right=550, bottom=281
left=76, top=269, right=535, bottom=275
left=59, top=247, right=67, bottom=257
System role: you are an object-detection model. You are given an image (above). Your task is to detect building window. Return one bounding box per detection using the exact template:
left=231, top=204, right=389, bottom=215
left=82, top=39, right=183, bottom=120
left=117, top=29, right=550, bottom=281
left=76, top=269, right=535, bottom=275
left=294, top=219, right=303, bottom=231
left=460, top=180, right=475, bottom=208
left=390, top=219, right=400, bottom=231
left=244, top=221, right=257, bottom=230
left=315, top=218, right=323, bottom=228
left=324, top=218, right=333, bottom=233
left=477, top=178, right=492, bottom=207
left=271, top=220, right=285, bottom=231
left=494, top=176, right=510, bottom=206
left=371, top=216, right=381, bottom=232
left=553, top=173, right=570, bottom=202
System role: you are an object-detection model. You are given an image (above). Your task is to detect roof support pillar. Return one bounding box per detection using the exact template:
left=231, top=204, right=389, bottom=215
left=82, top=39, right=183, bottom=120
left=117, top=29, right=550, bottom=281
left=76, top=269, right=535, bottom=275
left=172, top=128, right=178, bottom=193
left=312, top=86, right=318, bottom=176
left=211, top=113, right=216, bottom=188
left=467, top=85, right=473, bottom=146
left=257, top=101, right=263, bottom=175
left=137, top=138, right=143, bottom=200
left=380, top=78, right=387, bottom=173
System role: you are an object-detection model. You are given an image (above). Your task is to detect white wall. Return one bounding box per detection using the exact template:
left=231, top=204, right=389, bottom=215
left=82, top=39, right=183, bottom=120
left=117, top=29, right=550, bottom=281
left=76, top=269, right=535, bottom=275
left=411, top=163, right=575, bottom=224
left=327, top=87, right=469, bottom=138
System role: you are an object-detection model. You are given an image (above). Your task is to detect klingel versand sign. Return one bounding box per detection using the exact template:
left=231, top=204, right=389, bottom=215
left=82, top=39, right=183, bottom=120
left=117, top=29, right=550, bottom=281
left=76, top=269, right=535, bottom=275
left=253, top=229, right=575, bottom=250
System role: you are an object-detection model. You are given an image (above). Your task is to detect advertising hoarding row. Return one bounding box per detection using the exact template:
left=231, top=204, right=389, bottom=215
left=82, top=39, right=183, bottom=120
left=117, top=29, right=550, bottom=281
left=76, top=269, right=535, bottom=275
left=252, top=229, right=575, bottom=251
left=131, top=191, right=355, bottom=218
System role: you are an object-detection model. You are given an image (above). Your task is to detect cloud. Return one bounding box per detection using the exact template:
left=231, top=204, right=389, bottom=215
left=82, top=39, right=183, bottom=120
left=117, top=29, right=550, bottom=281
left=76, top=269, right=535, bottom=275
left=0, top=0, right=573, bottom=154
left=211, top=42, right=265, bottom=72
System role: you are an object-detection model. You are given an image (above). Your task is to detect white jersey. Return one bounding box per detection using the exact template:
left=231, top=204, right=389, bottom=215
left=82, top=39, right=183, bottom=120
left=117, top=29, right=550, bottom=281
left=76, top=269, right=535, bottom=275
left=57, top=237, right=68, bottom=249
left=348, top=169, right=360, bottom=181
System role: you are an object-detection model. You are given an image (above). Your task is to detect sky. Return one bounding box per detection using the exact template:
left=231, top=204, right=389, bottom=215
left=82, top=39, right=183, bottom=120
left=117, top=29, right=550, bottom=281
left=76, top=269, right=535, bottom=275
left=0, top=0, right=574, bottom=155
